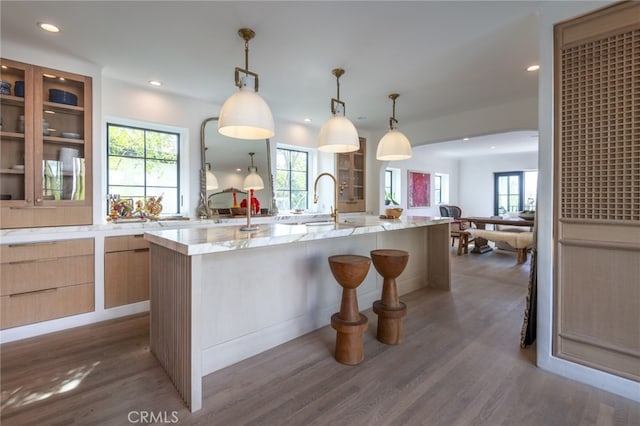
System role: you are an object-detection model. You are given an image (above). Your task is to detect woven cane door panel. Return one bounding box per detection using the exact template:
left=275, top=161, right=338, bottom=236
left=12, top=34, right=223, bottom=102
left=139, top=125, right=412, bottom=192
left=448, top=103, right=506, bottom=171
left=554, top=2, right=640, bottom=382
left=560, top=29, right=640, bottom=221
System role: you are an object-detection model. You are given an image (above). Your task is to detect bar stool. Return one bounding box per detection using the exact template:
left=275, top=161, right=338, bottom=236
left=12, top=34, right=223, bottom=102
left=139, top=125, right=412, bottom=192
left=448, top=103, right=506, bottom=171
left=328, top=254, right=370, bottom=365
left=371, top=249, right=409, bottom=345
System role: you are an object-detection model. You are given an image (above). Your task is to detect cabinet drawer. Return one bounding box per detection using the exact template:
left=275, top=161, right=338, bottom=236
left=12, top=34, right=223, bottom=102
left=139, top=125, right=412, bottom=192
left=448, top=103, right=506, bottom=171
left=0, top=206, right=92, bottom=229
left=1, top=283, right=94, bottom=329
left=1, top=238, right=93, bottom=263
left=105, top=234, right=149, bottom=252
left=0, top=254, right=94, bottom=296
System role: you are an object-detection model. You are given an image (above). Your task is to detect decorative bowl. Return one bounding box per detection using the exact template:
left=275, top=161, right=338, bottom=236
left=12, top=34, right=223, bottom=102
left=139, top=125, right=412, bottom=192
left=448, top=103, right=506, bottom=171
left=385, top=207, right=403, bottom=219
left=49, top=89, right=78, bottom=106
left=518, top=212, right=535, bottom=220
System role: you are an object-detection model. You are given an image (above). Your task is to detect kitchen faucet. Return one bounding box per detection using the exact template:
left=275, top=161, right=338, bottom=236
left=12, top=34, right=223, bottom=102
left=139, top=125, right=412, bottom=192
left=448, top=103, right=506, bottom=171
left=313, top=173, right=346, bottom=223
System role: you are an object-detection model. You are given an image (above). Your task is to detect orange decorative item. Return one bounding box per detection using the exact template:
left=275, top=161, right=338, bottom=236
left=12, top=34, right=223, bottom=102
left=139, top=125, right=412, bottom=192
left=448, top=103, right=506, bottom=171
left=232, top=192, right=239, bottom=208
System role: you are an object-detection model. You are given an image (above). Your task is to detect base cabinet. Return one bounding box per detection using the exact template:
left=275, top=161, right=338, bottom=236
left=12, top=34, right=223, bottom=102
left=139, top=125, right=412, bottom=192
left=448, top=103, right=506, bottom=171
left=0, top=238, right=94, bottom=329
left=104, top=235, right=149, bottom=308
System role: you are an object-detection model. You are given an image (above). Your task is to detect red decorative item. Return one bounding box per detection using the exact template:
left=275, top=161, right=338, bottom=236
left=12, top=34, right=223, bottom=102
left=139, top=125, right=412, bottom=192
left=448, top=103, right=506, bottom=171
left=240, top=191, right=261, bottom=214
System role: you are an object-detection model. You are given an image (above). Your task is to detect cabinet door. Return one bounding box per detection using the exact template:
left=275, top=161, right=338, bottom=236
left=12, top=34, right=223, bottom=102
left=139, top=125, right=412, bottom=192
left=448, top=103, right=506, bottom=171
left=0, top=60, right=92, bottom=228
left=337, top=137, right=366, bottom=212
left=35, top=67, right=92, bottom=212
left=0, top=59, right=34, bottom=206
left=105, top=235, right=150, bottom=308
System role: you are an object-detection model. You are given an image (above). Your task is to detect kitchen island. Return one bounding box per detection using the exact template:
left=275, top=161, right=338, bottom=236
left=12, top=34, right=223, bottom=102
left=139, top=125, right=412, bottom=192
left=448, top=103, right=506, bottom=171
left=144, top=215, right=451, bottom=411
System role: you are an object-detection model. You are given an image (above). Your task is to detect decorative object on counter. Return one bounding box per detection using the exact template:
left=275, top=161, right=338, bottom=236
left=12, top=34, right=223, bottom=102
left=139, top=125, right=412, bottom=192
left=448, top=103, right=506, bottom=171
left=328, top=254, right=371, bottom=365
left=232, top=191, right=239, bottom=208
left=107, top=194, right=162, bottom=221
left=384, top=207, right=403, bottom=219
left=318, top=68, right=359, bottom=153
left=376, top=93, right=412, bottom=161
left=49, top=88, right=78, bottom=106
left=240, top=152, right=264, bottom=231
left=218, top=28, right=274, bottom=140
left=144, top=195, right=163, bottom=218
left=371, top=249, right=409, bottom=345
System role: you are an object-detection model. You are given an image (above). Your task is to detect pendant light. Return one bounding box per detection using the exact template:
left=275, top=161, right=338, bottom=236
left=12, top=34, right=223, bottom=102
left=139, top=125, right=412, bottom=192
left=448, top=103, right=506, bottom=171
left=218, top=28, right=275, bottom=140
left=242, top=152, right=264, bottom=191
left=376, top=93, right=412, bottom=160
left=318, top=68, right=359, bottom=153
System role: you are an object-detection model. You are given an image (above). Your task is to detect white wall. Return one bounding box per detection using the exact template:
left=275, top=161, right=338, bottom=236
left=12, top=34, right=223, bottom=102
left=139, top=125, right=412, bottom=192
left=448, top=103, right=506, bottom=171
left=372, top=144, right=460, bottom=217
left=459, top=151, right=537, bottom=217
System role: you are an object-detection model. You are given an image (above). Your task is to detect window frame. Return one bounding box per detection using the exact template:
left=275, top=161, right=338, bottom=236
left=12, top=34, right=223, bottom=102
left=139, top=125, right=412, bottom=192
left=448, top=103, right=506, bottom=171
left=275, top=146, right=310, bottom=211
left=106, top=120, right=184, bottom=216
left=494, top=171, right=524, bottom=215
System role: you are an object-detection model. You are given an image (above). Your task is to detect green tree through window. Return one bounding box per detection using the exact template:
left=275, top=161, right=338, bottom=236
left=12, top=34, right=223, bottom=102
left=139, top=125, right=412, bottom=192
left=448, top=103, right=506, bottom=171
left=107, top=123, right=180, bottom=215
left=276, top=148, right=308, bottom=211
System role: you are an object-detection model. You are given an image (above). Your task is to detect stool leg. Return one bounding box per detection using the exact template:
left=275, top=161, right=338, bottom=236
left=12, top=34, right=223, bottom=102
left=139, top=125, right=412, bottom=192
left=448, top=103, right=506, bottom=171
left=373, top=275, right=407, bottom=345
left=339, top=288, right=360, bottom=323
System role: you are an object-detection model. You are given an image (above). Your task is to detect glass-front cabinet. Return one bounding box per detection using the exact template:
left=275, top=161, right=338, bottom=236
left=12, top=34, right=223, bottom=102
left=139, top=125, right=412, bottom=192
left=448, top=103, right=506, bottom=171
left=0, top=58, right=92, bottom=228
left=336, top=137, right=366, bottom=213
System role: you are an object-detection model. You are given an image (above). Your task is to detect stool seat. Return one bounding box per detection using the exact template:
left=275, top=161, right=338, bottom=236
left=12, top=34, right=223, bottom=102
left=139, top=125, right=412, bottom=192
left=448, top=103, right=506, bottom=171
left=371, top=249, right=409, bottom=345
left=328, top=254, right=370, bottom=365
left=328, top=255, right=371, bottom=289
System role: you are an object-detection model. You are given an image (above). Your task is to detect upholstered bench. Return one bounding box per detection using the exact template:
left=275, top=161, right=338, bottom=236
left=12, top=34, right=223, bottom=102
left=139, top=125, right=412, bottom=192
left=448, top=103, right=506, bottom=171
left=467, top=229, right=533, bottom=263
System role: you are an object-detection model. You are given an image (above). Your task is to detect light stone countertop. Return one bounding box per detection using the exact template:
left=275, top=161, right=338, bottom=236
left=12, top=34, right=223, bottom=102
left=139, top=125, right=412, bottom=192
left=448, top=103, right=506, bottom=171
left=144, top=215, right=451, bottom=256
left=0, top=212, right=333, bottom=243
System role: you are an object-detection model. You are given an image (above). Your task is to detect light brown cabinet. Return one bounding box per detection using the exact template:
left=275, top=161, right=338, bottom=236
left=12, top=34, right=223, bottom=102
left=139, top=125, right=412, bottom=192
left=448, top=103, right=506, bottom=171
left=336, top=137, right=366, bottom=213
left=0, top=238, right=95, bottom=329
left=104, top=235, right=150, bottom=308
left=0, top=58, right=92, bottom=229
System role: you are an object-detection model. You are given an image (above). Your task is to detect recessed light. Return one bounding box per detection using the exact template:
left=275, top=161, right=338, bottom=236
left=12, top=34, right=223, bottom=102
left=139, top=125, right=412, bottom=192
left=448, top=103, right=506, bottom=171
left=236, top=168, right=242, bottom=172
left=43, top=73, right=56, bottom=79
left=303, top=118, right=312, bottom=123
left=58, top=77, right=65, bottom=81
left=148, top=80, right=162, bottom=87
left=38, top=22, right=60, bottom=33
left=463, top=137, right=469, bottom=141
left=1, top=65, right=7, bottom=70
left=527, top=64, right=540, bottom=72
left=490, top=145, right=496, bottom=149
left=44, top=110, right=55, bottom=114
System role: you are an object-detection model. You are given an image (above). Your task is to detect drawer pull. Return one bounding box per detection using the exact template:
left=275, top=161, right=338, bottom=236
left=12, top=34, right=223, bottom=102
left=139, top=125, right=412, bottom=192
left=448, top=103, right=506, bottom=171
left=134, top=248, right=150, bottom=253
left=9, top=257, right=58, bottom=265
left=10, top=288, right=57, bottom=297
left=8, top=241, right=56, bottom=248
left=9, top=206, right=57, bottom=210
left=133, top=234, right=144, bottom=238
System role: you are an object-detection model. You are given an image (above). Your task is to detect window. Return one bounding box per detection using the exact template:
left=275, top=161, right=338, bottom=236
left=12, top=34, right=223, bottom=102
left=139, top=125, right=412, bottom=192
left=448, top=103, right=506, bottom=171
left=107, top=123, right=180, bottom=215
left=275, top=147, right=308, bottom=211
left=384, top=167, right=401, bottom=205
left=434, top=175, right=443, bottom=204
left=494, top=171, right=538, bottom=215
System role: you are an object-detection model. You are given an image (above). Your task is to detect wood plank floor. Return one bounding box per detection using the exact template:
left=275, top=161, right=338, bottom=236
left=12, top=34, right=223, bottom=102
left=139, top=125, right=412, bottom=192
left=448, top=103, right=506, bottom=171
left=2, top=247, right=639, bottom=425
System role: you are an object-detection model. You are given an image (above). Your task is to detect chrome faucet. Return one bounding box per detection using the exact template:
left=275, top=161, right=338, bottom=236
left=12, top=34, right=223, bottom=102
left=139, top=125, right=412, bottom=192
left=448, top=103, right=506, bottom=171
left=313, top=172, right=346, bottom=223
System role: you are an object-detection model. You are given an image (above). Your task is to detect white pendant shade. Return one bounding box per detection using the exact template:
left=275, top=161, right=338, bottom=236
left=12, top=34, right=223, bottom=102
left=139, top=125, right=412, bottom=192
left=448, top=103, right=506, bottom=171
left=243, top=171, right=264, bottom=191
left=205, top=169, right=219, bottom=190
left=218, top=85, right=275, bottom=140
left=376, top=129, right=413, bottom=160
left=318, top=115, right=360, bottom=153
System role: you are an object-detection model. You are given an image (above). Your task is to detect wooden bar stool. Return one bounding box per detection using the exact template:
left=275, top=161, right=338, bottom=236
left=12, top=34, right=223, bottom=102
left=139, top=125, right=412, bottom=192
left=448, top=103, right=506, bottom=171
left=371, top=249, right=409, bottom=345
left=328, top=254, right=371, bottom=365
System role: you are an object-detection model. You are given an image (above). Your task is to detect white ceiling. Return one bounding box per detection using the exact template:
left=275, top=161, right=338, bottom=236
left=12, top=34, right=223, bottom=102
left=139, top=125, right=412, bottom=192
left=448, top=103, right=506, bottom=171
left=415, top=129, right=538, bottom=158
left=1, top=1, right=541, bottom=154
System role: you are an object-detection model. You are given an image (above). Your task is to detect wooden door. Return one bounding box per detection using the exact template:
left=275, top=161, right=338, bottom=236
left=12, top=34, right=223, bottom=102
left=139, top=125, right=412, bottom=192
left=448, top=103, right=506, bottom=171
left=553, top=1, right=640, bottom=381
